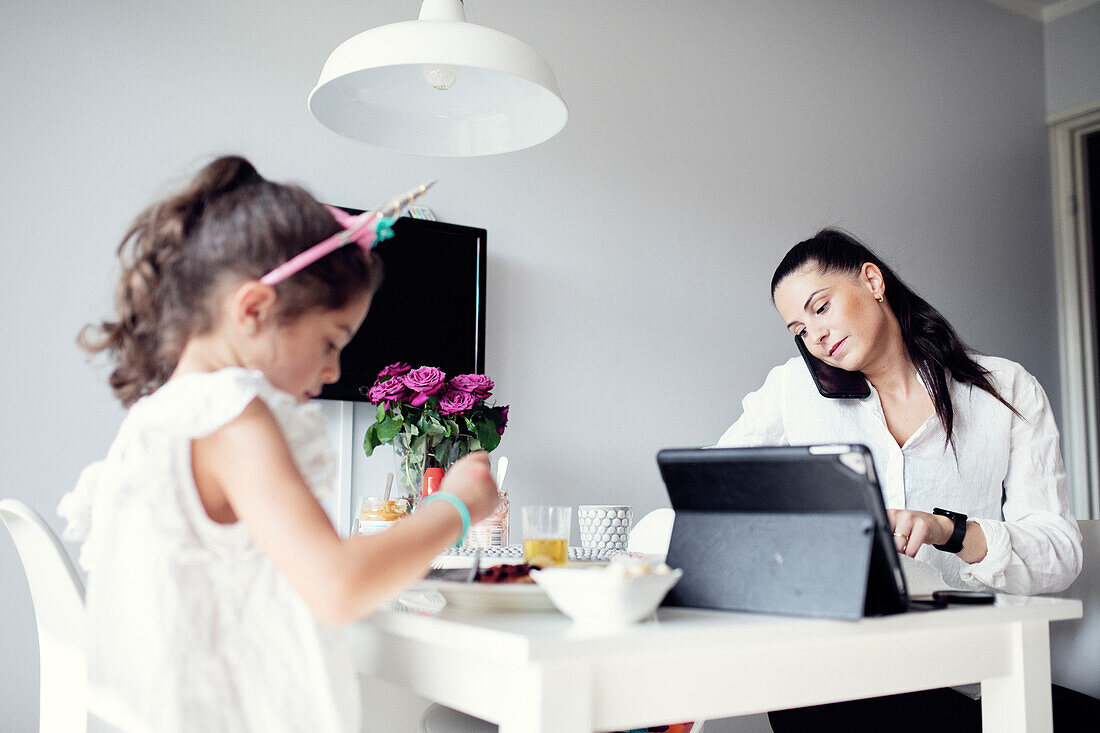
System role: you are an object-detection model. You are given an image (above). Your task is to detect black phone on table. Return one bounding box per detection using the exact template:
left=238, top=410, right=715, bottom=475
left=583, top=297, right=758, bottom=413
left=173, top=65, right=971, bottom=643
left=795, top=335, right=871, bottom=399
left=909, top=589, right=996, bottom=611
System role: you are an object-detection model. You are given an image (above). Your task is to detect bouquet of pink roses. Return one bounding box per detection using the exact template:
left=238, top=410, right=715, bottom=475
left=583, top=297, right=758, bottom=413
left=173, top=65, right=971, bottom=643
left=363, top=363, right=508, bottom=500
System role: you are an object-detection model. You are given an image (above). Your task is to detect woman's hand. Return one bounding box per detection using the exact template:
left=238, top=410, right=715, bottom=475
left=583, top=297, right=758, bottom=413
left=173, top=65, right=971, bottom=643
left=887, top=508, right=987, bottom=563
left=440, top=451, right=499, bottom=524
left=887, top=509, right=951, bottom=557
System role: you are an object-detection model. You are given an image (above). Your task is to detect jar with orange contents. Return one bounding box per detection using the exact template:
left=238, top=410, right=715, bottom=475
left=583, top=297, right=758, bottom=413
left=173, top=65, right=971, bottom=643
left=355, top=496, right=410, bottom=536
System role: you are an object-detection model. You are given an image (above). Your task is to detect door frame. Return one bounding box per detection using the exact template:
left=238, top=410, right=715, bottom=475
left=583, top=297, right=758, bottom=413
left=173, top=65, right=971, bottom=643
left=1050, top=100, right=1100, bottom=520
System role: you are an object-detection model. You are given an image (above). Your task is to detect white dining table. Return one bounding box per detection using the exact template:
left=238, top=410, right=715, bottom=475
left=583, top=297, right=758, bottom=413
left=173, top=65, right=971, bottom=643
left=349, top=594, right=1081, bottom=733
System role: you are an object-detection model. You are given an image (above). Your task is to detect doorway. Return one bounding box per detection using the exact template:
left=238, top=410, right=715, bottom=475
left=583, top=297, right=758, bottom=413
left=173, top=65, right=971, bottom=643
left=1051, top=102, right=1100, bottom=520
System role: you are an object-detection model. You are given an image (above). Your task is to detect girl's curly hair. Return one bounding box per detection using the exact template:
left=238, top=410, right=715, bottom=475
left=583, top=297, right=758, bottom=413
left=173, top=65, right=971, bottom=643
left=81, top=155, right=381, bottom=407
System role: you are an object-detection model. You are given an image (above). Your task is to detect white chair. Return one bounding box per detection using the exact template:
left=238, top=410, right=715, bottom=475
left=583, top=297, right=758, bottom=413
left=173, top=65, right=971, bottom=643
left=419, top=507, right=704, bottom=733
left=1, top=499, right=87, bottom=733
left=1050, top=519, right=1100, bottom=699
left=627, top=507, right=676, bottom=557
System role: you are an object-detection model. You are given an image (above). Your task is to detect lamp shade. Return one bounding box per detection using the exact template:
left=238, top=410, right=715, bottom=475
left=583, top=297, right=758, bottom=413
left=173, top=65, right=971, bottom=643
left=308, top=0, right=568, bottom=156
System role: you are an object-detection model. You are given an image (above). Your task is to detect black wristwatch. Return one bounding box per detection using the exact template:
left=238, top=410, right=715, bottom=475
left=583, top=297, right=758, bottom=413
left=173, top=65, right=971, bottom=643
left=932, top=508, right=968, bottom=553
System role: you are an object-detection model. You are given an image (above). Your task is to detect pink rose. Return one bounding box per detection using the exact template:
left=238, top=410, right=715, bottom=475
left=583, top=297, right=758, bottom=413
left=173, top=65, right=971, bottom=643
left=367, top=377, right=408, bottom=405
left=449, top=373, right=494, bottom=398
left=378, top=362, right=412, bottom=378
left=438, top=389, right=478, bottom=415
left=497, top=405, right=509, bottom=435
left=403, top=366, right=446, bottom=406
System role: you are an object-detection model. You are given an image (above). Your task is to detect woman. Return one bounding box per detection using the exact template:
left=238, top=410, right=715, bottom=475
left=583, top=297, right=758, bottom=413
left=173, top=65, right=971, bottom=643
left=717, top=228, right=1091, bottom=731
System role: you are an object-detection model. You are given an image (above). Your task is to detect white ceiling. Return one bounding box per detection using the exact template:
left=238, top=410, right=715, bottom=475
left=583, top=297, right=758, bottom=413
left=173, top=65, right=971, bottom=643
left=983, top=0, right=1098, bottom=22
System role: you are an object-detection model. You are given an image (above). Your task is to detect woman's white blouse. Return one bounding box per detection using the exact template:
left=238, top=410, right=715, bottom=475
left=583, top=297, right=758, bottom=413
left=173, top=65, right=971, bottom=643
left=716, top=355, right=1082, bottom=595
left=58, top=368, right=359, bottom=733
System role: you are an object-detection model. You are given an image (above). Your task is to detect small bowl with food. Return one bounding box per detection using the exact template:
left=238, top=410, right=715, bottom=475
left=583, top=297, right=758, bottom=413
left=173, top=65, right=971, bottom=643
left=530, top=556, right=682, bottom=628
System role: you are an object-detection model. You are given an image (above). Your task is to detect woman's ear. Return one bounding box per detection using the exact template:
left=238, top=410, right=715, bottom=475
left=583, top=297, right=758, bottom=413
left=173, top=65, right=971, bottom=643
left=861, top=262, right=885, bottom=300
left=230, top=281, right=278, bottom=337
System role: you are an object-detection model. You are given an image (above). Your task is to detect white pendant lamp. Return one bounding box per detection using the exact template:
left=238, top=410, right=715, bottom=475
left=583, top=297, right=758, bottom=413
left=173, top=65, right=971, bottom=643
left=308, top=0, right=568, bottom=157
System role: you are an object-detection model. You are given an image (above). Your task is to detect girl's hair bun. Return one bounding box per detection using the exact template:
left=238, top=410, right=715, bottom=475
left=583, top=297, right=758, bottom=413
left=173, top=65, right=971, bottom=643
left=81, top=155, right=381, bottom=407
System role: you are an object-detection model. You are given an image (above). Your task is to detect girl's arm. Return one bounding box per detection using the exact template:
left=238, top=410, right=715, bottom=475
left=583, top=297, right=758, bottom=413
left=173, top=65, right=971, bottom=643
left=193, top=397, right=499, bottom=624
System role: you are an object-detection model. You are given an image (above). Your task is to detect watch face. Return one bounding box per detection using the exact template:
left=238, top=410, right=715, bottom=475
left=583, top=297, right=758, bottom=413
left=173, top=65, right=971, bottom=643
left=931, top=509, right=967, bottom=553
left=933, top=507, right=964, bottom=520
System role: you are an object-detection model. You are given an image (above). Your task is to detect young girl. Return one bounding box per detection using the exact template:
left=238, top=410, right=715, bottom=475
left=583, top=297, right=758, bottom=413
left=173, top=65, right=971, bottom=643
left=58, top=156, right=499, bottom=732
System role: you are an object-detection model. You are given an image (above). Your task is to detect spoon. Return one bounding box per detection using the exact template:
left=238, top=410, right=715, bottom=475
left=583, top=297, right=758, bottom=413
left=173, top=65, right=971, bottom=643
left=466, top=549, right=482, bottom=583
left=383, top=472, right=394, bottom=501
left=496, top=456, right=509, bottom=495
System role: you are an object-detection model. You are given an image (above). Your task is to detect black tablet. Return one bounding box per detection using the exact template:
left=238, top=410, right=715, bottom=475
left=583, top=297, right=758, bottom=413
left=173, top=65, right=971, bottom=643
left=656, top=444, right=908, bottom=619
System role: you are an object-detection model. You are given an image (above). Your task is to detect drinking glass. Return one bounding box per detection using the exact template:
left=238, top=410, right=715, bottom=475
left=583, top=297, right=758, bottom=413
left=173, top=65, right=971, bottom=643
left=521, top=505, right=571, bottom=566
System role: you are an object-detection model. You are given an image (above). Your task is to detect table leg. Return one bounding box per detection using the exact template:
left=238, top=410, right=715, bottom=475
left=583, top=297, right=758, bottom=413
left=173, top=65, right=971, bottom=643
left=498, top=660, right=594, bottom=733
left=980, top=620, right=1053, bottom=733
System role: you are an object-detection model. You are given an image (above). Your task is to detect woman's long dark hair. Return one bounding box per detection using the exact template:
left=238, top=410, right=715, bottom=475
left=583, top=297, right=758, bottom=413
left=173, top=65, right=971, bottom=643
left=771, top=228, right=1018, bottom=444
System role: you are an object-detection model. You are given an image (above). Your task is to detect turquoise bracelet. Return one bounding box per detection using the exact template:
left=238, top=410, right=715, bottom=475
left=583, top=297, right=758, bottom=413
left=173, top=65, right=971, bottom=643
left=421, top=492, right=470, bottom=547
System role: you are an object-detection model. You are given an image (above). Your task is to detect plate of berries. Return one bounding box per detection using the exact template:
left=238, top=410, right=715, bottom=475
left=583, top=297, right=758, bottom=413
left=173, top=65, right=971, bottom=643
left=412, top=562, right=558, bottom=612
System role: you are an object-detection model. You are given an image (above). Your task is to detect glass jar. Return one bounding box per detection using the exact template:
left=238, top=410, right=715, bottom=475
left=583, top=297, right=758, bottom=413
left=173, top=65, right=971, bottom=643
left=356, top=496, right=410, bottom=536
left=465, top=491, right=510, bottom=548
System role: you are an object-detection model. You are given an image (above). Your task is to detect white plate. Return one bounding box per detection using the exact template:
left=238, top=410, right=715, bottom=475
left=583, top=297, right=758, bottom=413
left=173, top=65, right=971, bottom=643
left=396, top=590, right=447, bottom=615
left=411, top=579, right=557, bottom=612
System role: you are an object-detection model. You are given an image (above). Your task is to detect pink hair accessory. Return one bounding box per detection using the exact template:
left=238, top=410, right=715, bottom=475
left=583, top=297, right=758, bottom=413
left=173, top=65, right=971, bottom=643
left=260, top=181, right=435, bottom=286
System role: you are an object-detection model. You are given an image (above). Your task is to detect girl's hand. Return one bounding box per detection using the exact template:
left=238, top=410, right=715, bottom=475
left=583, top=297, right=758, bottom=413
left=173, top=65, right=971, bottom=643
left=440, top=451, right=499, bottom=524
left=887, top=508, right=953, bottom=558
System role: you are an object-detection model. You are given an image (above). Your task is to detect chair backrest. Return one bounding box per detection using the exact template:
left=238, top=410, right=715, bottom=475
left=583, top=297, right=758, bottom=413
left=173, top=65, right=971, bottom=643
left=1050, top=519, right=1100, bottom=699
left=628, top=508, right=676, bottom=557
left=0, top=499, right=87, bottom=733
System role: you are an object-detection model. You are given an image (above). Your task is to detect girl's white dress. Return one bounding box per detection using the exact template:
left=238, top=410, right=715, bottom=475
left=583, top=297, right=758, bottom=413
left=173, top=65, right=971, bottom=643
left=58, top=368, right=359, bottom=733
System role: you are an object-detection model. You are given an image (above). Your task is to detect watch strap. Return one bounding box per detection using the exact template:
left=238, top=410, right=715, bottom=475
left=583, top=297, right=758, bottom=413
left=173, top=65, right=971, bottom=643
left=932, top=507, right=967, bottom=553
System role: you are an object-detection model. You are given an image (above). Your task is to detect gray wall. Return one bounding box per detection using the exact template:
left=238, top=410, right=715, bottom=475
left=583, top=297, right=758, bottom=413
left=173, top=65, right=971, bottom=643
left=0, top=1, right=1058, bottom=729
left=1044, top=1, right=1100, bottom=116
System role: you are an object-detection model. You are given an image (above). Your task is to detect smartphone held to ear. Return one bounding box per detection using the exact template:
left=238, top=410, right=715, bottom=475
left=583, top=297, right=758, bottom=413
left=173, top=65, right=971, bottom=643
left=795, top=336, right=871, bottom=399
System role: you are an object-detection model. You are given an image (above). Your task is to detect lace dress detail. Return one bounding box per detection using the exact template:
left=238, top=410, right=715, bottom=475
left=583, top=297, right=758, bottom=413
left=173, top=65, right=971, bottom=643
left=58, top=368, right=358, bottom=733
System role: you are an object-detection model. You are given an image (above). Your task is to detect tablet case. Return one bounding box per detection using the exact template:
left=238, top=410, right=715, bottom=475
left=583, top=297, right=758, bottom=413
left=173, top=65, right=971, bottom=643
left=665, top=511, right=874, bottom=619
left=657, top=445, right=908, bottom=620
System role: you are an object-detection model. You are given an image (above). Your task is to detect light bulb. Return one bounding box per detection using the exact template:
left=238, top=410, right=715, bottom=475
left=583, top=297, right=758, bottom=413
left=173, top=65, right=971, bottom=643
left=421, top=64, right=459, bottom=91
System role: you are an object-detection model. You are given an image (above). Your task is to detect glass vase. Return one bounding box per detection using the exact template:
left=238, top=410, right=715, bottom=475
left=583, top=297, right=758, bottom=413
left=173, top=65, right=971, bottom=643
left=392, top=434, right=471, bottom=508
left=391, top=433, right=428, bottom=506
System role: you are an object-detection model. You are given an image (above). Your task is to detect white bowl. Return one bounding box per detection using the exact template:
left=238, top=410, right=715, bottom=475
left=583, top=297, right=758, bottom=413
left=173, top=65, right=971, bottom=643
left=530, top=567, right=682, bottom=628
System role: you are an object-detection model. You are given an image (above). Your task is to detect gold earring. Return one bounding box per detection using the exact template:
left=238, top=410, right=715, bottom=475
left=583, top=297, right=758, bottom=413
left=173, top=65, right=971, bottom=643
left=874, top=293, right=884, bottom=303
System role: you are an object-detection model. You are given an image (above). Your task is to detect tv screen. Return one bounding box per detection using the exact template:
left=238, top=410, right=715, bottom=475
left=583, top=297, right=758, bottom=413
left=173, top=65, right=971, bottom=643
left=318, top=213, right=486, bottom=402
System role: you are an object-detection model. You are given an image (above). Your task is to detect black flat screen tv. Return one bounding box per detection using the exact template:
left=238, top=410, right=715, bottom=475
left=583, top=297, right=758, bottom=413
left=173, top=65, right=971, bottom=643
left=318, top=213, right=487, bottom=402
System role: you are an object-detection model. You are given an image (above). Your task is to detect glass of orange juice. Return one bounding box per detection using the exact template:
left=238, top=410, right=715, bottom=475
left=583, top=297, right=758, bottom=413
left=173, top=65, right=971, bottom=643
left=521, top=505, right=571, bottom=567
